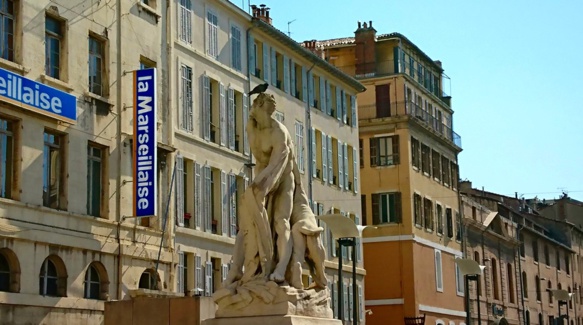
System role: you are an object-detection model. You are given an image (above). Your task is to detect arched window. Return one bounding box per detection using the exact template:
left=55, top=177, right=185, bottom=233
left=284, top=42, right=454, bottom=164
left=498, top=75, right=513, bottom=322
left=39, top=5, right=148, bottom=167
left=538, top=313, right=543, bottom=325
left=522, top=271, right=528, bottom=299
left=507, top=263, right=514, bottom=303
left=534, top=275, right=542, bottom=302
left=491, top=257, right=499, bottom=300
left=39, top=255, right=67, bottom=297
left=139, top=268, right=160, bottom=290
left=548, top=280, right=553, bottom=304
left=84, top=262, right=109, bottom=300
left=0, top=248, right=20, bottom=293
left=525, top=310, right=530, bottom=325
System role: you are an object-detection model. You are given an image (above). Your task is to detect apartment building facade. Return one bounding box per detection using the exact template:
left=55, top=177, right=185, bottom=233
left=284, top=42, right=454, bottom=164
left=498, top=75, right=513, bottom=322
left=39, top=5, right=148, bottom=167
left=0, top=0, right=366, bottom=324
left=314, top=21, right=464, bottom=325
left=461, top=183, right=583, bottom=325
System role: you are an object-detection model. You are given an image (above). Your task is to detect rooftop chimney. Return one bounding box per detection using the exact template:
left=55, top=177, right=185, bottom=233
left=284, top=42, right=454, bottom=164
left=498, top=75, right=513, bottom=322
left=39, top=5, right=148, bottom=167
left=251, top=4, right=272, bottom=25
left=354, top=20, right=377, bottom=76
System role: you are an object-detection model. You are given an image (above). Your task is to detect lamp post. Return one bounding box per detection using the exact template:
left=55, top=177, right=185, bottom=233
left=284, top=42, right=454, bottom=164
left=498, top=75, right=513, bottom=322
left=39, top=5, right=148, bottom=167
left=455, top=258, right=486, bottom=325
left=318, top=214, right=374, bottom=324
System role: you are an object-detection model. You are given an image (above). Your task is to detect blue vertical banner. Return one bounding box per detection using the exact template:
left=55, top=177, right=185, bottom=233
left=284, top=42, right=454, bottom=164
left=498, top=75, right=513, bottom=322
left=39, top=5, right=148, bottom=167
left=133, top=68, right=157, bottom=217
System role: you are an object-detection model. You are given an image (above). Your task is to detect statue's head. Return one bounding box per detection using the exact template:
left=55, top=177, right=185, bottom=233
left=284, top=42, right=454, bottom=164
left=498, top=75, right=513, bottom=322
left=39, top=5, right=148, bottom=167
left=251, top=93, right=276, bottom=116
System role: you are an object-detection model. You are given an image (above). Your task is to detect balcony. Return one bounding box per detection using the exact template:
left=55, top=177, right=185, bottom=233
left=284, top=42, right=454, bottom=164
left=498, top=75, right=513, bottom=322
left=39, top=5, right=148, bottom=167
left=359, top=101, right=462, bottom=149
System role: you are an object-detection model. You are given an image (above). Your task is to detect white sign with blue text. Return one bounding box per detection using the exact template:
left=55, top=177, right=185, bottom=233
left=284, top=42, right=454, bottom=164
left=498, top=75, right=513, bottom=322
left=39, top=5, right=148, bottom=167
left=133, top=68, right=157, bottom=218
left=0, top=67, right=76, bottom=123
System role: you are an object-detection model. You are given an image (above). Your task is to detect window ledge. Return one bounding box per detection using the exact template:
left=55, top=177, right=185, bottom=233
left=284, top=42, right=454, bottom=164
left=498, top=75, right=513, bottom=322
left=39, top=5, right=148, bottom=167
left=40, top=74, right=74, bottom=92
left=0, top=59, right=29, bottom=75
left=83, top=91, right=114, bottom=106
left=137, top=2, right=161, bottom=22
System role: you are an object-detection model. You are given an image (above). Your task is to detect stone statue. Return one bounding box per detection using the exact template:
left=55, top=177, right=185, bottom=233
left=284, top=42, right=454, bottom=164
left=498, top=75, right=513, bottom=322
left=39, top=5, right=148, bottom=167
left=212, top=93, right=330, bottom=319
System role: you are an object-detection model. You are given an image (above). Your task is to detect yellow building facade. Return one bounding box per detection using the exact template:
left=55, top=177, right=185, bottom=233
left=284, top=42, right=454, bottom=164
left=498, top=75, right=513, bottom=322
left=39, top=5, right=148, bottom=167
left=315, top=21, right=464, bottom=325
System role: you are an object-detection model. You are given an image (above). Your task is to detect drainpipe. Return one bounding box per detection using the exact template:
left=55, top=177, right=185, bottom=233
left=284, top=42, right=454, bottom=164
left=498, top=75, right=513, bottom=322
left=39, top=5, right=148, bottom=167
left=305, top=62, right=316, bottom=204
left=115, top=0, right=123, bottom=300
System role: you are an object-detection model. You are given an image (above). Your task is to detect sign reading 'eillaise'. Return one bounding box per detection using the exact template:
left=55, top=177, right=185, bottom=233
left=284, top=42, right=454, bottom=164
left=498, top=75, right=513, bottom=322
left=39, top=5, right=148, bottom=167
left=0, top=67, right=76, bottom=123
left=133, top=68, right=157, bottom=218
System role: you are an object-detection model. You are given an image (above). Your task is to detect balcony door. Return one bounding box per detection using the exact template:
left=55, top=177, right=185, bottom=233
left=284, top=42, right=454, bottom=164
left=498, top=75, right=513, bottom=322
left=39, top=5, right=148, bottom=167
left=375, top=84, right=390, bottom=118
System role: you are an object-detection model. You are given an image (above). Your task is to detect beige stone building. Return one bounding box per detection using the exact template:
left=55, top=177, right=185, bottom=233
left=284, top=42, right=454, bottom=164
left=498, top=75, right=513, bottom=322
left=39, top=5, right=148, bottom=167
left=0, top=0, right=365, bottom=324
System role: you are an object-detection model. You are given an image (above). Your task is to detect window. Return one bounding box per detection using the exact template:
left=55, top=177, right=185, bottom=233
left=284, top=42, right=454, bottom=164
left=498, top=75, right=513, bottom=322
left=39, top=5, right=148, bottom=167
left=0, top=0, right=15, bottom=61
left=522, top=271, right=528, bottom=299
left=435, top=250, right=443, bottom=291
left=557, top=249, right=561, bottom=270
left=544, top=245, right=550, bottom=265
left=441, top=156, right=450, bottom=185
left=450, top=161, right=458, bottom=189
left=178, top=0, right=192, bottom=44
left=532, top=239, right=539, bottom=262
left=423, top=198, right=433, bottom=231
left=195, top=255, right=203, bottom=295
left=84, top=264, right=101, bottom=299
left=507, top=263, right=514, bottom=303
left=455, top=263, right=464, bottom=295
left=177, top=252, right=186, bottom=294
left=414, top=193, right=422, bottom=226
left=295, top=121, right=304, bottom=173
left=474, top=251, right=482, bottom=296
left=548, top=280, right=553, bottom=304
left=491, top=257, right=499, bottom=300
left=421, top=143, right=430, bottom=174
left=206, top=10, right=218, bottom=58
left=87, top=144, right=104, bottom=217
left=180, top=64, right=193, bottom=131
left=359, top=139, right=363, bottom=168
left=0, top=118, right=14, bottom=199
left=535, top=276, right=541, bottom=301
left=0, top=249, right=19, bottom=293
left=566, top=253, right=571, bottom=275
left=369, top=135, right=399, bottom=167
left=139, top=268, right=159, bottom=290
left=0, top=253, right=9, bottom=291
left=455, top=211, right=461, bottom=241
left=472, top=206, right=477, bottom=220
left=230, top=25, right=241, bottom=71
left=446, top=208, right=453, bottom=238
left=411, top=137, right=420, bottom=169
left=43, top=131, right=65, bottom=209
left=371, top=192, right=401, bottom=224
left=45, top=15, right=64, bottom=79
left=431, top=150, right=440, bottom=180
left=39, top=256, right=66, bottom=297
left=89, top=35, right=105, bottom=96
left=436, top=204, right=443, bottom=234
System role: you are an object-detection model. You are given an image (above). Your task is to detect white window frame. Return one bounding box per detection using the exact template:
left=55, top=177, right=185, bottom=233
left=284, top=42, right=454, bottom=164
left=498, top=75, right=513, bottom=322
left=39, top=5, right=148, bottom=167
left=455, top=263, right=464, bottom=296
left=230, top=24, right=242, bottom=71
left=178, top=0, right=192, bottom=44
left=295, top=121, right=304, bottom=173
left=435, top=249, right=443, bottom=292
left=180, top=64, right=193, bottom=131
left=206, top=9, right=218, bottom=59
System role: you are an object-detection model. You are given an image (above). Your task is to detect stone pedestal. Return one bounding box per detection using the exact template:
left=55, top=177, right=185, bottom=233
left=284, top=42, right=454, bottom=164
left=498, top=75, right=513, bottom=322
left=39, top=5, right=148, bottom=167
left=203, top=315, right=341, bottom=325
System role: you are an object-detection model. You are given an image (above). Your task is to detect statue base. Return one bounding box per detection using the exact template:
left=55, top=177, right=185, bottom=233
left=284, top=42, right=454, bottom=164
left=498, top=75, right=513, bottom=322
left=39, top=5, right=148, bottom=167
left=212, top=280, right=332, bottom=319
left=202, top=315, right=342, bottom=325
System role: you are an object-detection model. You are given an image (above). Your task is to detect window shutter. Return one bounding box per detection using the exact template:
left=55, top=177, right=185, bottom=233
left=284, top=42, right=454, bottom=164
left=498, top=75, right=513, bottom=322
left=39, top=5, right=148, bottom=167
left=338, top=140, right=344, bottom=189
left=283, top=55, right=290, bottom=94
left=311, top=128, right=317, bottom=178
left=263, top=44, right=270, bottom=83
left=177, top=252, right=185, bottom=293
left=321, top=132, right=327, bottom=182
left=229, top=173, right=237, bottom=237
left=248, top=35, right=255, bottom=76
left=395, top=192, right=402, bottom=223
left=219, top=83, right=227, bottom=146
left=343, top=143, right=349, bottom=190
left=341, top=90, right=347, bottom=124
left=369, top=138, right=377, bottom=167
left=329, top=228, right=336, bottom=257
left=195, top=255, right=203, bottom=294
left=175, top=154, right=184, bottom=227
left=343, top=283, right=348, bottom=319
left=290, top=60, right=296, bottom=97
left=308, top=70, right=314, bottom=106
left=194, top=162, right=202, bottom=229
left=355, top=214, right=361, bottom=262
left=301, top=66, right=307, bottom=102
left=221, top=264, right=228, bottom=283
left=326, top=81, right=332, bottom=116
left=201, top=75, right=211, bottom=140
left=392, top=135, right=400, bottom=164
left=358, top=285, right=364, bottom=320
left=221, top=171, right=228, bottom=236
left=204, top=166, right=212, bottom=232
left=348, top=283, right=353, bottom=321
left=228, top=88, right=235, bottom=150
left=270, top=47, right=277, bottom=86
left=243, top=94, right=249, bottom=156
left=372, top=194, right=380, bottom=225
left=351, top=95, right=357, bottom=127
left=327, top=136, right=333, bottom=184
left=335, top=87, right=341, bottom=121
left=204, top=261, right=212, bottom=296
left=353, top=147, right=358, bottom=193
left=332, top=282, right=338, bottom=317
left=319, top=77, right=326, bottom=112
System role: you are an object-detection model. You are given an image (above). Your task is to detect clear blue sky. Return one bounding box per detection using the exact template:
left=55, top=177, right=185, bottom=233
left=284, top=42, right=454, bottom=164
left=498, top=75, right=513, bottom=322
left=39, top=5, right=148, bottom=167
left=236, top=0, right=583, bottom=201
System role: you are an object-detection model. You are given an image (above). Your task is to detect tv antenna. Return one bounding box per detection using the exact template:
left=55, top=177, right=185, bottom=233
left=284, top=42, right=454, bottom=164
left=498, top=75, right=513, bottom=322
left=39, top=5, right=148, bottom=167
left=287, top=19, right=297, bottom=37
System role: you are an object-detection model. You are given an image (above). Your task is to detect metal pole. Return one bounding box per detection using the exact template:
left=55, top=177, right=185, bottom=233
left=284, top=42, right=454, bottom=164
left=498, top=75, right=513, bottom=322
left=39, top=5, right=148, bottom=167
left=476, top=275, right=481, bottom=325
left=154, top=161, right=177, bottom=289
left=352, top=238, right=357, bottom=324
left=338, top=239, right=343, bottom=321
left=465, top=274, right=471, bottom=325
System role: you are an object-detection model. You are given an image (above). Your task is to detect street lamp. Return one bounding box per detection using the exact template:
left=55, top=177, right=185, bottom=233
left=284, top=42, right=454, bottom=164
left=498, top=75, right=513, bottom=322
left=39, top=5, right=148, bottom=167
left=550, top=289, right=573, bottom=322
left=455, top=258, right=486, bottom=325
left=318, top=214, right=374, bottom=324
